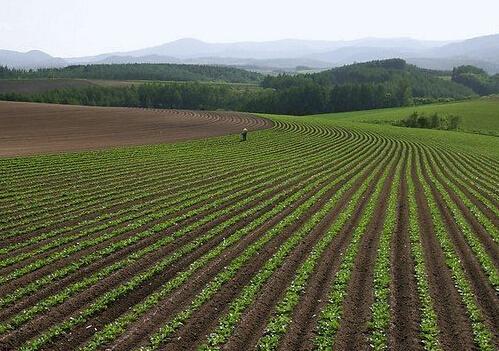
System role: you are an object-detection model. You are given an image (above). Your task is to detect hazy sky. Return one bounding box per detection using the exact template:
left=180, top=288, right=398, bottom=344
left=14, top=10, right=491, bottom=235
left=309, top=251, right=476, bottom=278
left=1, top=0, right=498, bottom=57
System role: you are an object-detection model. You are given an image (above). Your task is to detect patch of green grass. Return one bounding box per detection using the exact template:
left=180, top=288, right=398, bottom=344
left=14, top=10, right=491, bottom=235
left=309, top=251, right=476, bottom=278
left=307, top=96, right=499, bottom=137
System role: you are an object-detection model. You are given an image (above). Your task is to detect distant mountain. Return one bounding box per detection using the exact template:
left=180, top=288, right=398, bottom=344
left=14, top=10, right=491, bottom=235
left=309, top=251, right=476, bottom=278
left=0, top=50, right=66, bottom=69
left=309, top=46, right=415, bottom=66
left=406, top=57, right=499, bottom=75
left=334, top=37, right=451, bottom=50
left=1, top=34, right=498, bottom=73
left=109, top=38, right=343, bottom=60
left=430, top=34, right=499, bottom=61
left=66, top=37, right=447, bottom=65
left=305, top=35, right=499, bottom=74
left=94, top=54, right=179, bottom=65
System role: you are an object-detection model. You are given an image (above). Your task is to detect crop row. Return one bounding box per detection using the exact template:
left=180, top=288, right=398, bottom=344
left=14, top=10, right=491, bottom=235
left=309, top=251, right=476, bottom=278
left=313, top=144, right=398, bottom=350
left=11, top=126, right=388, bottom=350
left=17, top=154, right=347, bottom=350
left=138, top=139, right=397, bottom=351
left=2, top=131, right=387, bottom=344
left=414, top=150, right=495, bottom=350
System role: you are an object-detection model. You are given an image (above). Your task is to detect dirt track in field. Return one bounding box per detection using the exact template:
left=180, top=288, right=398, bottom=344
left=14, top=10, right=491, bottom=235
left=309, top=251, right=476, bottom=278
left=0, top=101, right=271, bottom=156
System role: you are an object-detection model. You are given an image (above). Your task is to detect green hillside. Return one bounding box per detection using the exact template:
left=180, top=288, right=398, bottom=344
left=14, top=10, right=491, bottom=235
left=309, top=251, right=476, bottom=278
left=310, top=96, right=499, bottom=137
left=0, top=64, right=263, bottom=84
left=263, top=59, right=476, bottom=103
left=0, top=59, right=482, bottom=116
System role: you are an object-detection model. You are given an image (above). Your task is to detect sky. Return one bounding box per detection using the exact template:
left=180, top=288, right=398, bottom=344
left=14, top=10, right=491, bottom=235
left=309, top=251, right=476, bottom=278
left=1, top=0, right=498, bottom=57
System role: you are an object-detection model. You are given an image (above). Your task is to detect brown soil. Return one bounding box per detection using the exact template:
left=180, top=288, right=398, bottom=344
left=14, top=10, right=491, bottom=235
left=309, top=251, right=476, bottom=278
left=0, top=134, right=349, bottom=311
left=419, top=150, right=499, bottom=347
left=389, top=154, right=423, bottom=351
left=1, top=113, right=497, bottom=351
left=1, top=133, right=358, bottom=348
left=218, top=143, right=399, bottom=351
left=0, top=101, right=271, bottom=157
left=429, top=148, right=499, bottom=230
left=328, top=146, right=401, bottom=350
left=35, top=133, right=380, bottom=350
left=411, top=148, right=476, bottom=351
left=137, top=139, right=395, bottom=351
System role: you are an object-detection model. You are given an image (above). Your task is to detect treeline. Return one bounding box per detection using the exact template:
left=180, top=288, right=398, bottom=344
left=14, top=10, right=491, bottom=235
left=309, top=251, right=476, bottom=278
left=263, top=59, right=475, bottom=100
left=0, top=81, right=421, bottom=115
left=0, top=83, right=253, bottom=111
left=251, top=59, right=476, bottom=114
left=395, top=111, right=461, bottom=130
left=451, top=65, right=499, bottom=95
left=0, top=63, right=263, bottom=84
left=0, top=60, right=480, bottom=115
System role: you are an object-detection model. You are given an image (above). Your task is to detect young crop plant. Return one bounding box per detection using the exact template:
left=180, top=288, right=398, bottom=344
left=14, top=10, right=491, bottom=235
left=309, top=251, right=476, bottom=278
left=254, top=150, right=401, bottom=351
left=428, top=148, right=499, bottom=244
left=415, top=152, right=495, bottom=351
left=314, top=150, right=398, bottom=351
left=193, top=146, right=392, bottom=351
left=22, top=166, right=333, bottom=351
left=405, top=150, right=441, bottom=351
left=421, top=150, right=499, bottom=288
left=367, top=152, right=405, bottom=350
left=0, top=127, right=370, bottom=316
left=2, top=105, right=498, bottom=351
left=17, top=129, right=370, bottom=348
left=0, top=165, right=319, bottom=334
left=81, top=135, right=393, bottom=351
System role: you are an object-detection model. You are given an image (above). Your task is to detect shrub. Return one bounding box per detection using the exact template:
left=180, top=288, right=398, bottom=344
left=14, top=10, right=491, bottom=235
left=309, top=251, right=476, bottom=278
left=395, top=111, right=461, bottom=130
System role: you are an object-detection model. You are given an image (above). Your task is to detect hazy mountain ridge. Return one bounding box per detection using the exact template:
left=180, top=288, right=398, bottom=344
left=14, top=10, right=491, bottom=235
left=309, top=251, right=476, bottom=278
left=1, top=34, right=498, bottom=73
left=0, top=49, right=66, bottom=69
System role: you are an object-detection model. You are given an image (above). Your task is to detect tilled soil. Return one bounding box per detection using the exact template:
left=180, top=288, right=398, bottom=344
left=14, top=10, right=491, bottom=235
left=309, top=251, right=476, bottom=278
left=0, top=101, right=271, bottom=156
left=1, top=112, right=498, bottom=351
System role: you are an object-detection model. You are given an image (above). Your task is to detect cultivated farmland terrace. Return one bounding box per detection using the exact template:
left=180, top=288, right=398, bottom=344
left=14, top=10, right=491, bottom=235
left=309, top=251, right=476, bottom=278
left=0, top=104, right=497, bottom=351
left=0, top=101, right=270, bottom=156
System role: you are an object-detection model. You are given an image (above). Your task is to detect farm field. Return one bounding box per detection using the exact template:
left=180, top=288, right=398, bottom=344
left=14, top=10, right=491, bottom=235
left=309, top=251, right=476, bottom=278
left=0, top=101, right=269, bottom=156
left=0, top=102, right=498, bottom=351
left=316, top=96, right=499, bottom=137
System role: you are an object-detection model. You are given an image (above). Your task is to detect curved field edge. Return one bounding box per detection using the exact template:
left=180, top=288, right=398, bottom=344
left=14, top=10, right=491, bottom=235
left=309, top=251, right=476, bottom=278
left=259, top=113, right=499, bottom=160
left=306, top=96, right=499, bottom=137
left=0, top=101, right=273, bottom=158
left=0, top=104, right=497, bottom=351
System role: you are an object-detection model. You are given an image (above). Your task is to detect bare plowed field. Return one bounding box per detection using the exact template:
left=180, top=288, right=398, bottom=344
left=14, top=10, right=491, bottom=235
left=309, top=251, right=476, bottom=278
left=0, top=109, right=497, bottom=351
left=0, top=101, right=270, bottom=156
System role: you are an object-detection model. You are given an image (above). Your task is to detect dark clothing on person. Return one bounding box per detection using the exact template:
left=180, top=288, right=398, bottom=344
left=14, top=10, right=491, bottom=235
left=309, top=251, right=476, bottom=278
left=240, top=129, right=248, bottom=141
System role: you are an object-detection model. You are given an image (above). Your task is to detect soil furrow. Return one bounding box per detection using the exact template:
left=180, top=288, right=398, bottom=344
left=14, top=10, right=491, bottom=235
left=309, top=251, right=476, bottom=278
left=389, top=151, right=422, bottom=351
left=0, top=174, right=283, bottom=321
left=442, top=151, right=499, bottom=203
left=0, top=137, right=354, bottom=310
left=1, top=170, right=311, bottom=347
left=426, top=149, right=499, bottom=263
left=218, top=146, right=400, bottom=351
left=435, top=151, right=499, bottom=226
left=327, top=145, right=401, bottom=350
left=411, top=148, right=475, bottom=351
left=418, top=150, right=499, bottom=347
left=4, top=132, right=368, bottom=347
left=42, top=167, right=340, bottom=351
left=131, top=143, right=396, bottom=351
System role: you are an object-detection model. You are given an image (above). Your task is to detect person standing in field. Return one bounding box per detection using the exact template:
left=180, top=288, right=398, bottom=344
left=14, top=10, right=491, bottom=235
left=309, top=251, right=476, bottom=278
left=240, top=128, right=248, bottom=142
